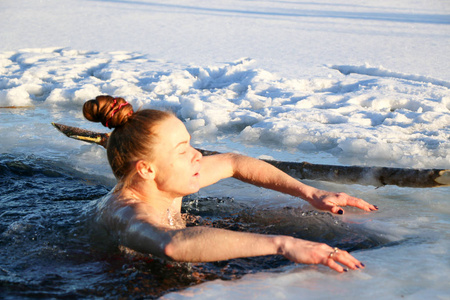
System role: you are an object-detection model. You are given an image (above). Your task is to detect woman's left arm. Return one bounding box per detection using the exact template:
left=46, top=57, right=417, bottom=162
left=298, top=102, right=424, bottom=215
left=199, top=153, right=378, bottom=214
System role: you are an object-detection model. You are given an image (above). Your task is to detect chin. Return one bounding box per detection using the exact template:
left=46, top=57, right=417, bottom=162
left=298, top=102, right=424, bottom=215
left=188, top=185, right=200, bottom=194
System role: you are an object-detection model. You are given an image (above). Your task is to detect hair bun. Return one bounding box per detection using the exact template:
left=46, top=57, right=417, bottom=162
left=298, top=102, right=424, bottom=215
left=83, top=95, right=134, bottom=128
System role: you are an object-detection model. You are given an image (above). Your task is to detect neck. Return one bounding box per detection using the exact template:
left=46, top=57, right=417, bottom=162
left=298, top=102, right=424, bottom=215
left=119, top=181, right=184, bottom=228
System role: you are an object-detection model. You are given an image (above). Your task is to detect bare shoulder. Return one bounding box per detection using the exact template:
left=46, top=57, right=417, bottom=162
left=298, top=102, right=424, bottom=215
left=95, top=190, right=158, bottom=229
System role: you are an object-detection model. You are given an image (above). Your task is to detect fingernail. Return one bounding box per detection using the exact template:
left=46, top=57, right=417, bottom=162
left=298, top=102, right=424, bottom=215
left=356, top=265, right=361, bottom=269
left=338, top=209, right=344, bottom=215
left=343, top=268, right=348, bottom=272
left=361, top=263, right=365, bottom=267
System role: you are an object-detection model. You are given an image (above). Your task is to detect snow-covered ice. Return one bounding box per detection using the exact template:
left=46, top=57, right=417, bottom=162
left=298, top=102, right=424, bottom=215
left=1, top=48, right=449, bottom=168
left=1, top=0, right=449, bottom=299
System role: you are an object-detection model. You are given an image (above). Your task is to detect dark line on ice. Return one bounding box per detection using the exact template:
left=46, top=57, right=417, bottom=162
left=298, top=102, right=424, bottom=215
left=89, top=0, right=450, bottom=25
left=331, top=65, right=450, bottom=88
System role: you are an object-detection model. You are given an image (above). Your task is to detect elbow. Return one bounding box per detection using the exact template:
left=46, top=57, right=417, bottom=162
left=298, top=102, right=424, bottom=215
left=222, top=152, right=243, bottom=177
left=161, top=231, right=181, bottom=261
left=120, top=220, right=178, bottom=260
left=163, top=241, right=176, bottom=260
left=162, top=240, right=187, bottom=262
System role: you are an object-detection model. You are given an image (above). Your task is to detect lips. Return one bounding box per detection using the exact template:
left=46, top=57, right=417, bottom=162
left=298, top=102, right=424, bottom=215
left=193, top=164, right=200, bottom=177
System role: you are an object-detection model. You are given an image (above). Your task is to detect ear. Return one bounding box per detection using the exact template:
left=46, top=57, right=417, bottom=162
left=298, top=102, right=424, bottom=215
left=135, top=160, right=155, bottom=180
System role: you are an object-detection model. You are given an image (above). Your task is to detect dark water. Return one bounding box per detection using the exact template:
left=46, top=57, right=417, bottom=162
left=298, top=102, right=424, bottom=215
left=0, top=154, right=389, bottom=299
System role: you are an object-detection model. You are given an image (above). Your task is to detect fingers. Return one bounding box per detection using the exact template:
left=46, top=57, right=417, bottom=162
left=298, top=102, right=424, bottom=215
left=345, top=195, right=378, bottom=212
left=317, top=202, right=344, bottom=215
left=325, top=193, right=378, bottom=214
left=313, top=190, right=378, bottom=215
left=284, top=239, right=365, bottom=274
left=325, top=247, right=365, bottom=273
left=330, top=205, right=345, bottom=215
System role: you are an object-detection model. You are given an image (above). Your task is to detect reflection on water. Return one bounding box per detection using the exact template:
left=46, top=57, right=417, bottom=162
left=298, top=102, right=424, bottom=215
left=0, top=154, right=390, bottom=299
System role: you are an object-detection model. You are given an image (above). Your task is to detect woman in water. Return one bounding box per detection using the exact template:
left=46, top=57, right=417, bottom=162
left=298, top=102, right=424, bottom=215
left=83, top=95, right=378, bottom=273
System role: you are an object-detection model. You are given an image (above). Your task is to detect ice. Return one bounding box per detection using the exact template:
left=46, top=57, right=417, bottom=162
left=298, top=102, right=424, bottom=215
left=1, top=49, right=448, bottom=169
left=1, top=0, right=449, bottom=299
left=331, top=64, right=450, bottom=88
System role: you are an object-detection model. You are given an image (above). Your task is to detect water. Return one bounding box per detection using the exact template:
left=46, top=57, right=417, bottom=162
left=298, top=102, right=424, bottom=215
left=0, top=153, right=393, bottom=299
left=1, top=135, right=449, bottom=299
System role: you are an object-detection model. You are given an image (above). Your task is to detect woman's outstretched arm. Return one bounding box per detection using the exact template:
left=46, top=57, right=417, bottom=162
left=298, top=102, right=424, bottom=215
left=199, top=153, right=378, bottom=214
left=118, top=214, right=363, bottom=273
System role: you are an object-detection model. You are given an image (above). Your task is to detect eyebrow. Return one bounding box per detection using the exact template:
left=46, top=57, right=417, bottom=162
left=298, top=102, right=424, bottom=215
left=175, top=141, right=188, bottom=148
left=175, top=135, right=191, bottom=149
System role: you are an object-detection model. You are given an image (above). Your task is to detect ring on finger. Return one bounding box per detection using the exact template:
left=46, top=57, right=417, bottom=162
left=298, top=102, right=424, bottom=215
left=328, top=247, right=339, bottom=259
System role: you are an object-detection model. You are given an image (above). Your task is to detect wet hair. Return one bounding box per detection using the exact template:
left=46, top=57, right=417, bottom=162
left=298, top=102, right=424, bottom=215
left=83, top=95, right=173, bottom=189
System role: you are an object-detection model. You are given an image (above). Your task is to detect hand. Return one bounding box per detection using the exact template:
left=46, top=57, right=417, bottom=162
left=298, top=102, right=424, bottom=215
left=308, top=189, right=378, bottom=215
left=280, top=237, right=365, bottom=273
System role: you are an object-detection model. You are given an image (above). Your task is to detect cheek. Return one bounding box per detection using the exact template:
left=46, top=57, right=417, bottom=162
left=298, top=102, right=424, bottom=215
left=160, top=161, right=188, bottom=183
left=154, top=155, right=195, bottom=184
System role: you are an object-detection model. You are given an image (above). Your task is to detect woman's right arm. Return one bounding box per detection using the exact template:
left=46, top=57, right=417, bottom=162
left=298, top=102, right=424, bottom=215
left=117, top=215, right=364, bottom=273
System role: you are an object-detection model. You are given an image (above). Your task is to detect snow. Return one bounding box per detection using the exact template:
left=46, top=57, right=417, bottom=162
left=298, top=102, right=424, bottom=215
left=2, top=0, right=449, bottom=79
left=1, top=0, right=449, bottom=299
left=1, top=49, right=448, bottom=168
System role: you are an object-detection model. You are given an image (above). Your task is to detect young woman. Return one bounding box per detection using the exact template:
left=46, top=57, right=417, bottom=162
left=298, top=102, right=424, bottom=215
left=83, top=95, right=378, bottom=273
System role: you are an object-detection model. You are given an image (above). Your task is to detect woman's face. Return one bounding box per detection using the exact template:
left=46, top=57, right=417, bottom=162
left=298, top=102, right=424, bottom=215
left=150, top=116, right=202, bottom=198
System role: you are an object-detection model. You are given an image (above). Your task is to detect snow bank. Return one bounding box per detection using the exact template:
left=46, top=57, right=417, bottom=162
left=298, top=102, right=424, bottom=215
left=1, top=48, right=449, bottom=168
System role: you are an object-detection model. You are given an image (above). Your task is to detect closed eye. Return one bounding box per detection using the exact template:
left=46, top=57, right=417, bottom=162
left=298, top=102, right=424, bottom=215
left=178, top=145, right=188, bottom=155
left=175, top=135, right=192, bottom=154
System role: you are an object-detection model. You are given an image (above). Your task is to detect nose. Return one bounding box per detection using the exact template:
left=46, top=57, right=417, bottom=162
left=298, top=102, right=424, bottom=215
left=192, top=147, right=202, bottom=163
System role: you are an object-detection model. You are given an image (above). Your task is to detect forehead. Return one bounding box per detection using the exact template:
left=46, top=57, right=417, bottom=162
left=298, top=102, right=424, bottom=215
left=156, top=116, right=190, bottom=147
